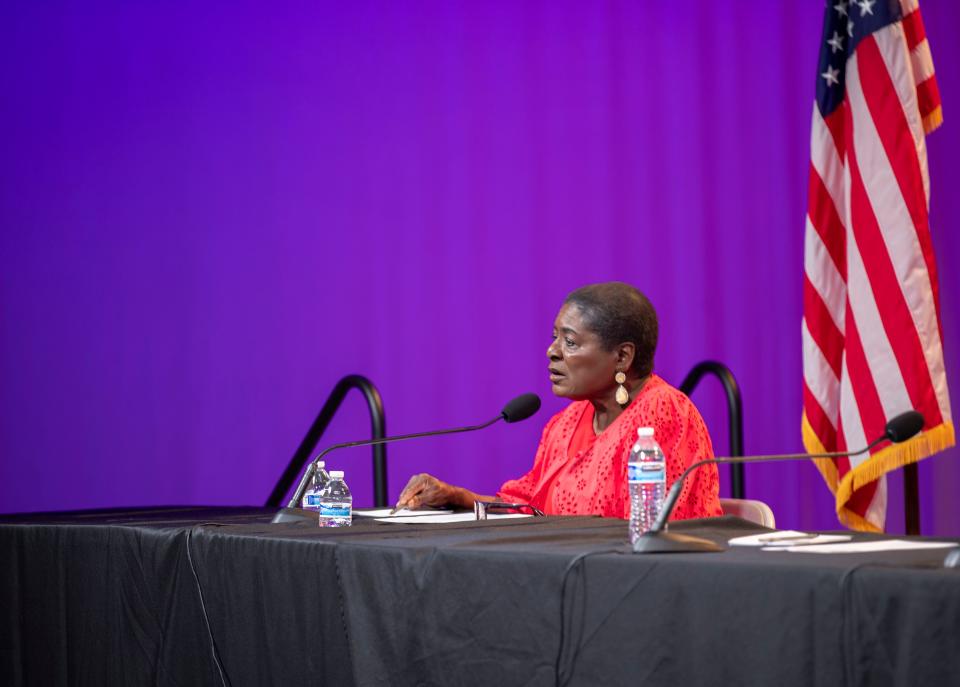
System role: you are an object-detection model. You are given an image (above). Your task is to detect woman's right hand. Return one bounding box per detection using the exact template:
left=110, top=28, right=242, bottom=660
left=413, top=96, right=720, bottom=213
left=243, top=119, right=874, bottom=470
left=393, top=473, right=460, bottom=511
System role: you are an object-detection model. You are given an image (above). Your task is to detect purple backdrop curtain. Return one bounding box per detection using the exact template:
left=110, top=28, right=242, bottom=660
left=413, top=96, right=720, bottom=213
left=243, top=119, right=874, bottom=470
left=1, top=1, right=957, bottom=534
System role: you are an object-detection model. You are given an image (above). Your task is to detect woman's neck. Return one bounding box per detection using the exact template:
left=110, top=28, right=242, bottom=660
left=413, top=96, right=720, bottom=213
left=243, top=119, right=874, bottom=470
left=590, top=374, right=650, bottom=434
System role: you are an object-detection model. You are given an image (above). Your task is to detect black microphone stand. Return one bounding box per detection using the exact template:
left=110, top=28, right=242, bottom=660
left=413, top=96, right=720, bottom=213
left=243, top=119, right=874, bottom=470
left=270, top=393, right=541, bottom=524
left=633, top=430, right=900, bottom=553
left=271, top=415, right=506, bottom=524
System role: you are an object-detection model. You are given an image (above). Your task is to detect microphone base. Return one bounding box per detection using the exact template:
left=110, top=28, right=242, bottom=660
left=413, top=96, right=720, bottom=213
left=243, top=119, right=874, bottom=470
left=270, top=507, right=319, bottom=525
left=632, top=530, right=725, bottom=554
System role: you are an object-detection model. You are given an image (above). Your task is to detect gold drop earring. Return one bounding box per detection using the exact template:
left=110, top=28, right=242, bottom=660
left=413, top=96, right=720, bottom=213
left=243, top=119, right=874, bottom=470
left=615, top=371, right=629, bottom=406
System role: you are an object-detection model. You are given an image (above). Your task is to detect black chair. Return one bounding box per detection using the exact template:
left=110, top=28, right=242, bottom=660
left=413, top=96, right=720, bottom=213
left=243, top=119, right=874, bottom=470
left=678, top=361, right=776, bottom=526
left=678, top=360, right=745, bottom=498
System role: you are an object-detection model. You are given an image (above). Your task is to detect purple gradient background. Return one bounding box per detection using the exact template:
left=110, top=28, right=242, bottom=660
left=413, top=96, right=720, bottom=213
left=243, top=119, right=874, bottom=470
left=1, top=2, right=957, bottom=534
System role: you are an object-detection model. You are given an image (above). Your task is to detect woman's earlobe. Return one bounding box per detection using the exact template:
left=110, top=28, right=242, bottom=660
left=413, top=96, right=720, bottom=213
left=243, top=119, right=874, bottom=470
left=615, top=371, right=629, bottom=405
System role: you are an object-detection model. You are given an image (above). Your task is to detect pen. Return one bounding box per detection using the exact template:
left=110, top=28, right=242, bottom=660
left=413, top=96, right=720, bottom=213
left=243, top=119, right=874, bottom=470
left=756, top=532, right=814, bottom=542
left=390, top=485, right=424, bottom=515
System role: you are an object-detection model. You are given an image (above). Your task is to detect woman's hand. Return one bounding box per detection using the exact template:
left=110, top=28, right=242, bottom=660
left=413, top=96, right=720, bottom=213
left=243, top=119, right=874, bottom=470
left=393, top=473, right=464, bottom=511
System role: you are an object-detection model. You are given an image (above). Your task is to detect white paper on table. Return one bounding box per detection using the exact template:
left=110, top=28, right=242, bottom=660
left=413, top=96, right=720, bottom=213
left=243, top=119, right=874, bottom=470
left=729, top=531, right=852, bottom=547
left=375, top=512, right=532, bottom=524
left=764, top=539, right=959, bottom=554
left=354, top=508, right=454, bottom=518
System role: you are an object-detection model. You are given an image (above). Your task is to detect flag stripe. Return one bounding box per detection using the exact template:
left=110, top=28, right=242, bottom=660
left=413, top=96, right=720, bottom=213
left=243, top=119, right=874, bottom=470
left=845, top=132, right=939, bottom=427
left=863, top=32, right=939, bottom=292
left=869, top=27, right=932, bottom=203
left=847, top=42, right=947, bottom=426
left=901, top=6, right=926, bottom=51
left=809, top=106, right=847, bottom=220
left=804, top=382, right=838, bottom=448
left=916, top=76, right=941, bottom=127
left=805, top=215, right=846, bottom=332
left=860, top=476, right=886, bottom=530
left=804, top=277, right=844, bottom=379
left=803, top=317, right=841, bottom=427
left=900, top=0, right=944, bottom=135
left=822, top=106, right=845, bottom=160
left=845, top=475, right=881, bottom=519
left=910, top=41, right=935, bottom=86
left=899, top=0, right=919, bottom=17
left=876, top=25, right=936, bottom=201
left=838, top=356, right=865, bottom=460
left=862, top=31, right=950, bottom=421
left=806, top=166, right=847, bottom=280
left=842, top=310, right=889, bottom=469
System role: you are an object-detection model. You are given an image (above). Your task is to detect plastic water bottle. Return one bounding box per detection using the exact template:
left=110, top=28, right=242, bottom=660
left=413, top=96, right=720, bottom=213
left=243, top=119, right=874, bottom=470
left=318, top=470, right=352, bottom=527
left=628, top=427, right=666, bottom=543
left=301, top=460, right=331, bottom=512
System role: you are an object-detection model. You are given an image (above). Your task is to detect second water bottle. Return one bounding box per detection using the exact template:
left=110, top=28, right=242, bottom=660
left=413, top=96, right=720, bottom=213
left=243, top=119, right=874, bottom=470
left=318, top=470, right=352, bottom=527
left=627, top=427, right=666, bottom=544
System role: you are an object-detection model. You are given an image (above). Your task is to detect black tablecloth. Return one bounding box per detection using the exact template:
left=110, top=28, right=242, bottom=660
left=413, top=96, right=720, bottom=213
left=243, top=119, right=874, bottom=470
left=2, top=507, right=959, bottom=686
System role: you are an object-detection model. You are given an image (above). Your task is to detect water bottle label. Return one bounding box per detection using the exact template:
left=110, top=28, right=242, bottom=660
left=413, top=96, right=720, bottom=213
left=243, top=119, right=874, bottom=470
left=319, top=506, right=350, bottom=517
left=628, top=463, right=665, bottom=483
left=304, top=494, right=321, bottom=507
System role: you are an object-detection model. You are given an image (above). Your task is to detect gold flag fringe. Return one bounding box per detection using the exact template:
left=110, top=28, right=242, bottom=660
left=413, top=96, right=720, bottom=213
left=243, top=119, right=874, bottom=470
left=802, top=413, right=955, bottom=532
left=922, top=105, right=944, bottom=135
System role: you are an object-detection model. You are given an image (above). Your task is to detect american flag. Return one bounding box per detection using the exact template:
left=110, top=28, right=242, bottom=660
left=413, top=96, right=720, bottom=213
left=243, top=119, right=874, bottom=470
left=802, top=0, right=953, bottom=532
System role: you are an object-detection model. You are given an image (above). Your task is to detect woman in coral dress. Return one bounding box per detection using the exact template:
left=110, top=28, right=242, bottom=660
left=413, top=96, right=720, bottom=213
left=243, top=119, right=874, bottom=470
left=394, top=281, right=721, bottom=522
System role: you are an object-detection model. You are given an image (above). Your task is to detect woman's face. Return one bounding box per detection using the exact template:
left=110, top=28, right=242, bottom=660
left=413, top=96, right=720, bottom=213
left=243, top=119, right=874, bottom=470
left=547, top=304, right=619, bottom=400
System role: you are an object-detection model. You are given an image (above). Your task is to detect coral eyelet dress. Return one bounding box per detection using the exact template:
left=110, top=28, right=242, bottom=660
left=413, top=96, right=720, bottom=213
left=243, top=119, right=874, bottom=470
left=497, top=374, right=722, bottom=520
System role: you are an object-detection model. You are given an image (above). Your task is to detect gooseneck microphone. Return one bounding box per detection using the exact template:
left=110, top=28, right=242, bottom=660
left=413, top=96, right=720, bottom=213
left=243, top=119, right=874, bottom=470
left=501, top=393, right=542, bottom=423
left=271, top=393, right=541, bottom=523
left=882, top=410, right=925, bottom=443
left=632, top=410, right=926, bottom=553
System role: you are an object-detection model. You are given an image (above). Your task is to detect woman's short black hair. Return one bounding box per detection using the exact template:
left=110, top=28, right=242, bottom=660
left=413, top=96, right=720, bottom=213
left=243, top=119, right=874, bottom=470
left=564, top=282, right=658, bottom=378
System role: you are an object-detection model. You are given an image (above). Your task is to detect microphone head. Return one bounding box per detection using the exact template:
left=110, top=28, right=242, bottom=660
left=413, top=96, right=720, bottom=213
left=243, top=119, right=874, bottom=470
left=885, top=410, right=924, bottom=443
left=501, top=393, right=541, bottom=423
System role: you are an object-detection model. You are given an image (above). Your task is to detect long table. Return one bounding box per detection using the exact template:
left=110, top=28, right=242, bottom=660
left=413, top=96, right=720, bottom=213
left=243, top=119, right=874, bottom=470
left=1, top=507, right=958, bottom=686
